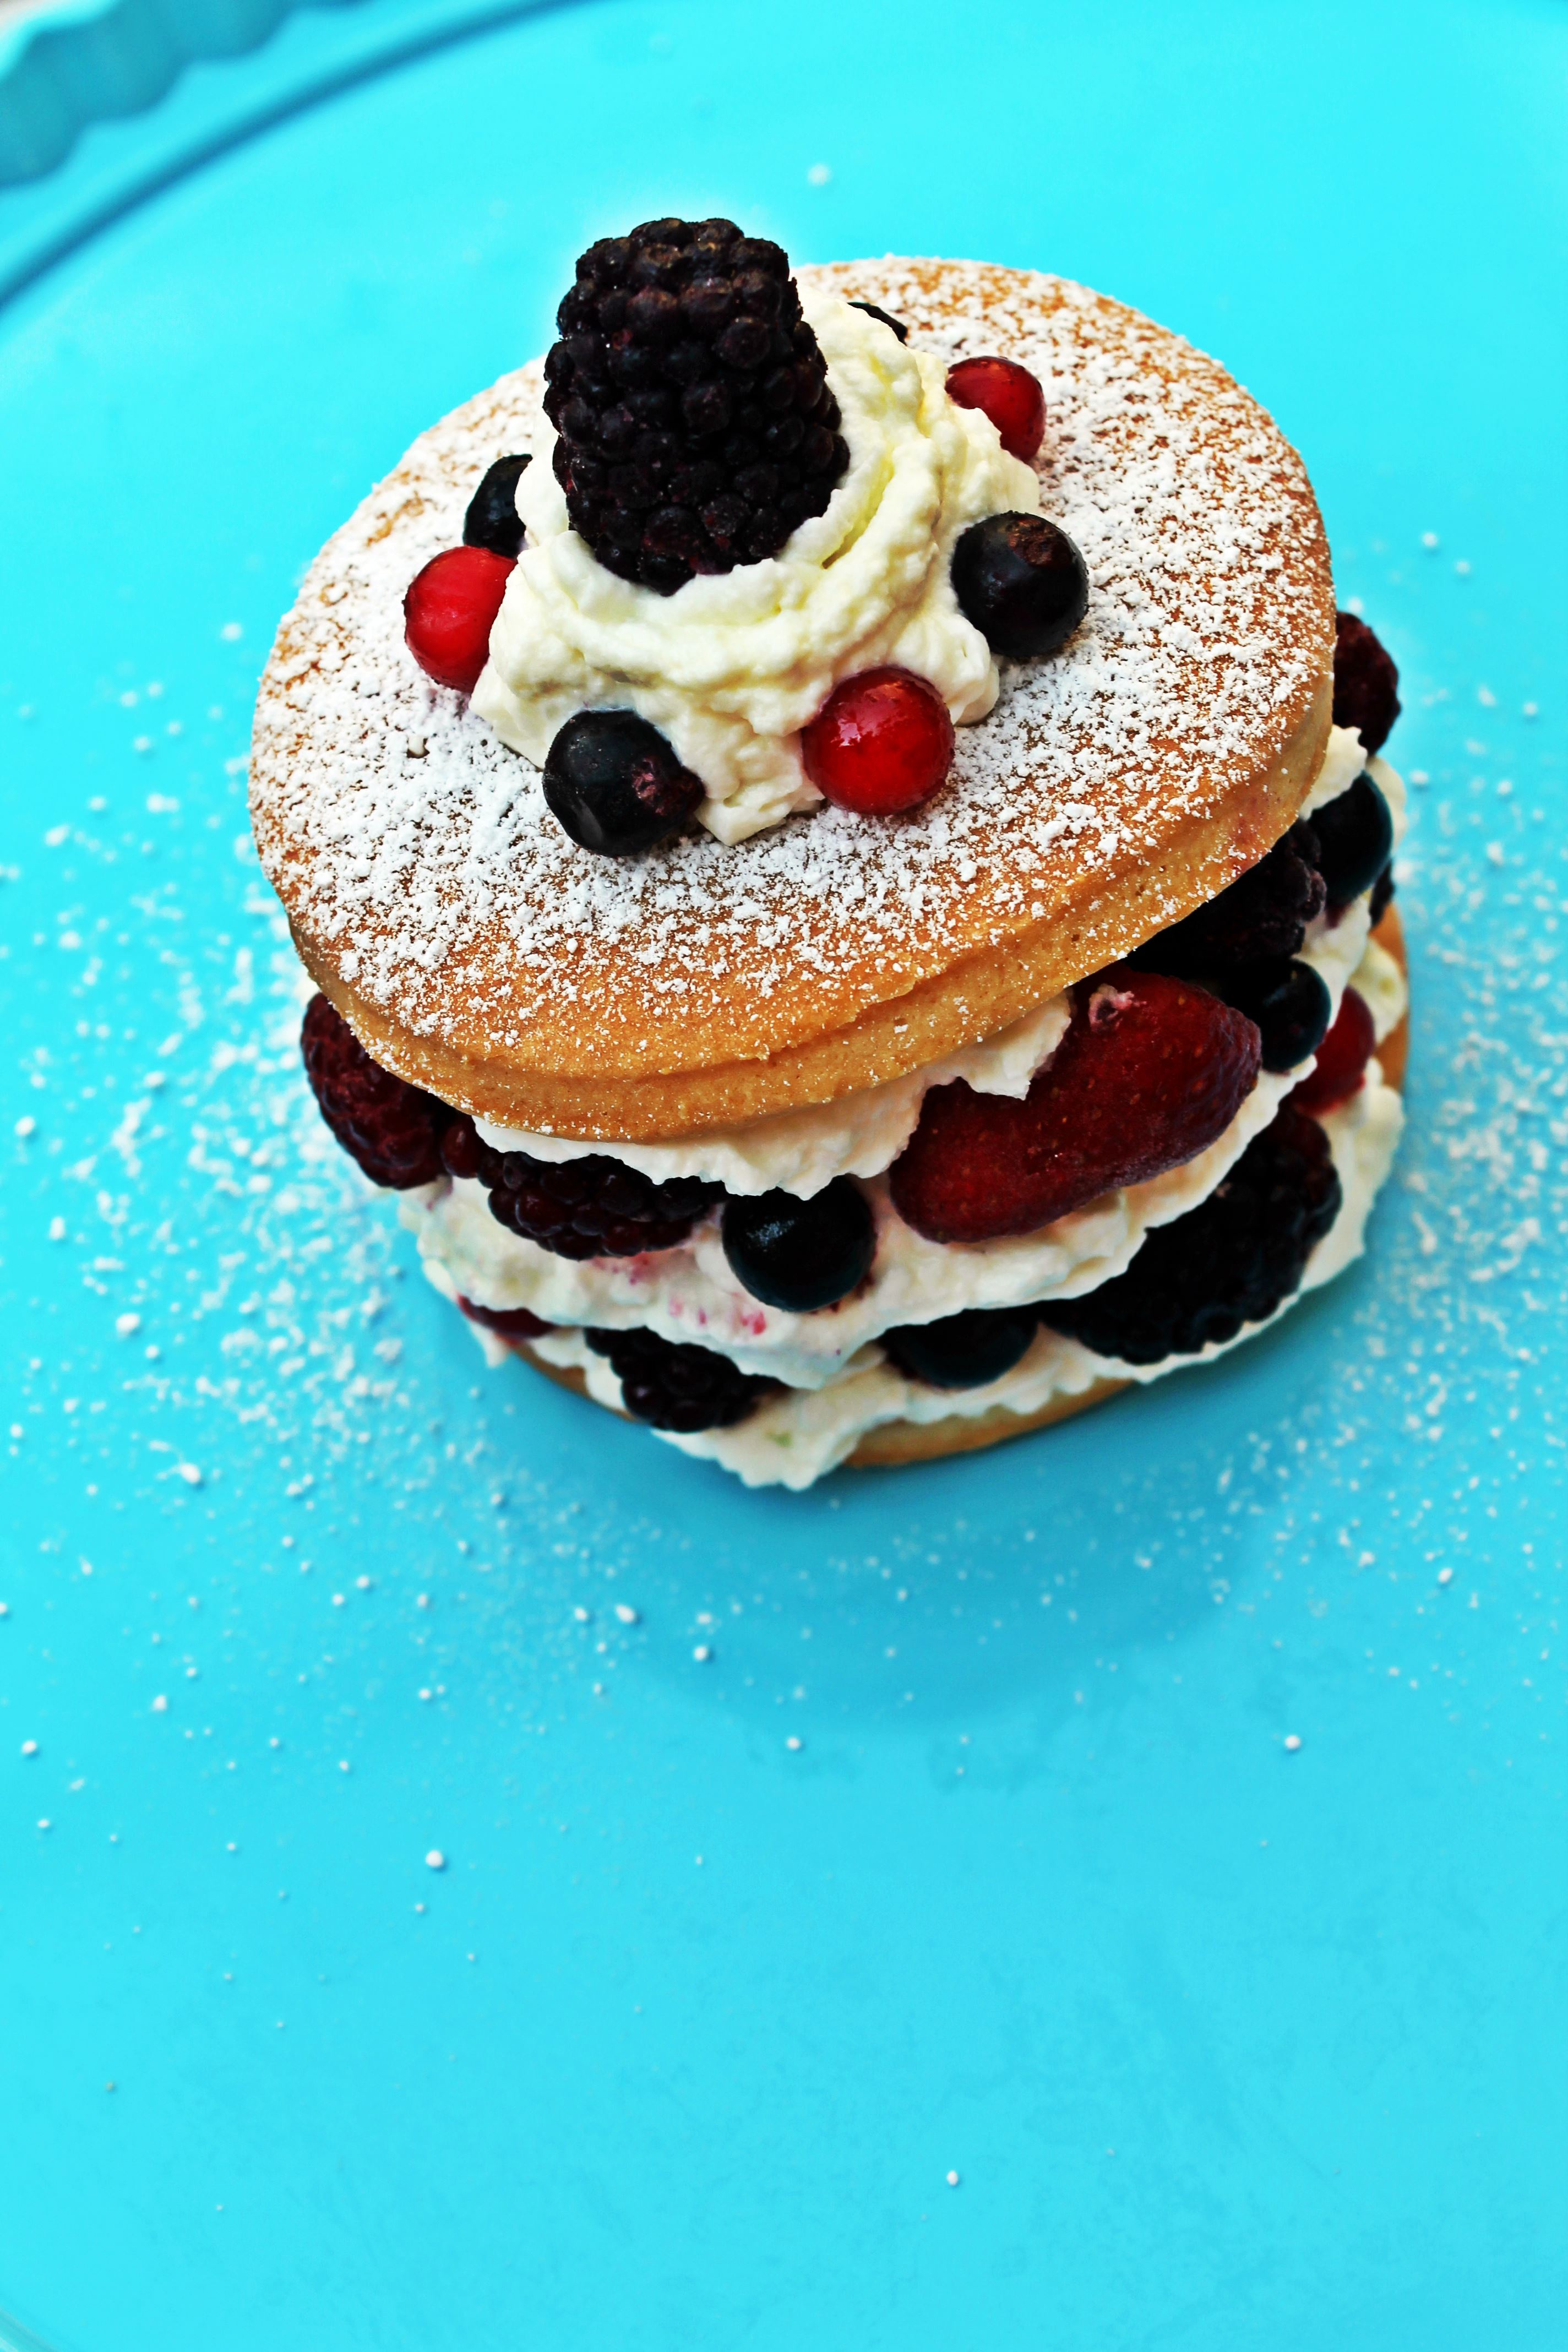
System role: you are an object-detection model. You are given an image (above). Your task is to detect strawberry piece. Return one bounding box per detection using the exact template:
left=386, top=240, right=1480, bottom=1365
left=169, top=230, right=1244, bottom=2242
left=944, top=356, right=1046, bottom=462
left=1289, top=987, right=1376, bottom=1113
left=889, top=967, right=1262, bottom=1243
left=404, top=544, right=514, bottom=694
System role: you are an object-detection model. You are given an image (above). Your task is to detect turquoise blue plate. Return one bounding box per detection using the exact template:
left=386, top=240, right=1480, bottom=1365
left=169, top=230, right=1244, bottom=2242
left=1, top=2, right=1564, bottom=2345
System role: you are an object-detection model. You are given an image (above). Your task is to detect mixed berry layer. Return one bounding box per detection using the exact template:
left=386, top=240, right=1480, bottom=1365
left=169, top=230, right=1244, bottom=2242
left=300, top=662, right=1407, bottom=1480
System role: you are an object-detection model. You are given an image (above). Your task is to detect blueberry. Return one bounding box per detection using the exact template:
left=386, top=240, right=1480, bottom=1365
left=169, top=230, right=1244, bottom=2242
left=542, top=710, right=704, bottom=856
left=882, top=1306, right=1037, bottom=1390
left=721, top=1179, right=875, bottom=1313
left=1313, top=771, right=1395, bottom=908
left=1368, top=862, right=1396, bottom=927
left=848, top=300, right=908, bottom=344
left=463, top=454, right=532, bottom=558
left=950, top=513, right=1088, bottom=662
left=1221, top=959, right=1332, bottom=1072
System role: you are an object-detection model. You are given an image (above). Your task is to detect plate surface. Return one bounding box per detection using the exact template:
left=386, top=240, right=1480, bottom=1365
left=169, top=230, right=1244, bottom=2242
left=1, top=3, right=1565, bottom=2348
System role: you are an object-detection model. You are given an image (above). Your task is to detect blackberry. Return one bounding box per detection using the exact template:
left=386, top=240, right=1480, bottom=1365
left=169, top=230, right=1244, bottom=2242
left=541, top=217, right=849, bottom=594
left=439, top=1113, right=721, bottom=1259
left=301, top=994, right=450, bottom=1189
left=1038, top=1106, right=1341, bottom=1365
left=1130, top=822, right=1326, bottom=977
left=586, top=1326, right=776, bottom=1432
left=882, top=1306, right=1037, bottom=1390
left=1333, top=611, right=1401, bottom=753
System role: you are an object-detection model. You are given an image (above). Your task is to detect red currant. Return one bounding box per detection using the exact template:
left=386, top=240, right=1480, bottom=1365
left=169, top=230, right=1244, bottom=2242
left=802, top=668, right=955, bottom=816
left=1289, top=987, right=1376, bottom=1113
left=404, top=545, right=514, bottom=694
left=944, top=356, right=1046, bottom=463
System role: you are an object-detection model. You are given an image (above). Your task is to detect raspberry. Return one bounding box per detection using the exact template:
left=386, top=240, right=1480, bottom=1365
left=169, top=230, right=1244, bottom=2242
left=403, top=545, right=514, bottom=694
left=890, top=967, right=1261, bottom=1244
left=456, top=1295, right=552, bottom=1341
left=586, top=1326, right=775, bottom=1431
left=1131, top=823, right=1325, bottom=978
left=1290, top=987, right=1376, bottom=1113
left=801, top=667, right=955, bottom=815
left=944, top=356, right=1046, bottom=462
left=1333, top=611, right=1400, bottom=752
left=542, top=218, right=848, bottom=595
left=1040, top=1106, right=1340, bottom=1364
left=301, top=994, right=450, bottom=1188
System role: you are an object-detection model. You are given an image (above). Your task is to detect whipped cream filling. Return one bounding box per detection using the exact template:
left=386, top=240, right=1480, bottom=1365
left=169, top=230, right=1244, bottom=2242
left=476, top=992, right=1072, bottom=1196
left=405, top=886, right=1386, bottom=1387
left=536, top=1064, right=1404, bottom=1488
left=472, top=295, right=1040, bottom=843
left=405, top=743, right=1404, bottom=1393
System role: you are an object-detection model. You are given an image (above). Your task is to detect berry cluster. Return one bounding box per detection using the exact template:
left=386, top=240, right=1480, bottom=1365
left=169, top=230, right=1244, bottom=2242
left=542, top=217, right=848, bottom=594
left=1038, top=1104, right=1341, bottom=1364
left=302, top=998, right=721, bottom=1259
left=586, top=1326, right=776, bottom=1431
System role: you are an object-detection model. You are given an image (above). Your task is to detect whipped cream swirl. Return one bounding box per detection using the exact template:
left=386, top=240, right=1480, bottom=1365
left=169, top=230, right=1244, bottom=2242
left=473, top=296, right=1040, bottom=843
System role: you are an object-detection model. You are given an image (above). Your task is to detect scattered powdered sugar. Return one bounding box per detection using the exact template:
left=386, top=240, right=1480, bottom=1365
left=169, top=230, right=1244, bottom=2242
left=251, top=260, right=1330, bottom=1061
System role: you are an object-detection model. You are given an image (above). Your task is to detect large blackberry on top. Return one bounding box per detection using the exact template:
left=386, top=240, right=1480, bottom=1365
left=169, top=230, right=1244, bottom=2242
left=542, top=217, right=849, bottom=594
left=1038, top=1106, right=1342, bottom=1364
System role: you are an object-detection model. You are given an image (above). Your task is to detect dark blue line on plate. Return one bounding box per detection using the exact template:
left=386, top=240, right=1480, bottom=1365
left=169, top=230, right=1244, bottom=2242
left=0, top=0, right=606, bottom=315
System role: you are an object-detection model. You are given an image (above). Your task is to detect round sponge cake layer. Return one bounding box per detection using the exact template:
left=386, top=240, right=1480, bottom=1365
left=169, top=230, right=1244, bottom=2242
left=252, top=259, right=1335, bottom=1141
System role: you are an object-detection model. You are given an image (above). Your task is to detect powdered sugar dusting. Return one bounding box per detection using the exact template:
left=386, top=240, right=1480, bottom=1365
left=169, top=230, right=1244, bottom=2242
left=251, top=260, right=1331, bottom=1072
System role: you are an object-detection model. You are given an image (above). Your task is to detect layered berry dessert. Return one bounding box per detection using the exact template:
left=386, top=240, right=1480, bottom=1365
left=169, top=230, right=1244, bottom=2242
left=252, top=225, right=1410, bottom=1488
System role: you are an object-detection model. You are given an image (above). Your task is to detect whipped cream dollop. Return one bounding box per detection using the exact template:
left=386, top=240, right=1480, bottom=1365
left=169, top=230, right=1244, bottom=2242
left=473, top=295, right=1040, bottom=843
